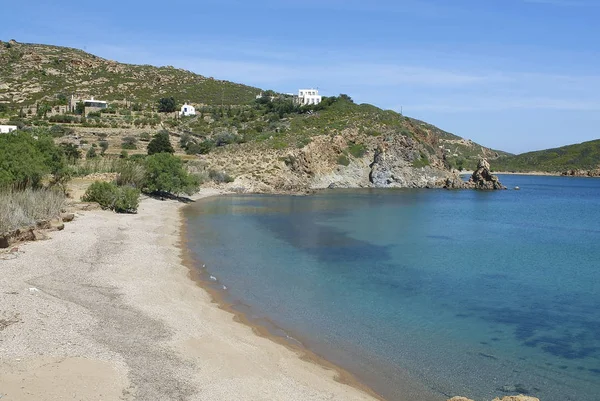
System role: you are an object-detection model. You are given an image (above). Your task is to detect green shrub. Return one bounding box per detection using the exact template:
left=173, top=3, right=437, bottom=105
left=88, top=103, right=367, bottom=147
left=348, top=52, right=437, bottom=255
left=0, top=130, right=68, bottom=189
left=348, top=143, right=366, bottom=158
left=113, top=186, right=140, bottom=213
left=337, top=154, right=350, bottom=166
left=412, top=153, right=430, bottom=168
left=147, top=130, right=174, bottom=155
left=144, top=153, right=199, bottom=195
left=122, top=136, right=137, bottom=150
left=86, top=146, right=97, bottom=159
left=139, top=132, right=151, bottom=142
left=82, top=181, right=117, bottom=209
left=82, top=181, right=140, bottom=213
left=99, top=140, right=109, bottom=155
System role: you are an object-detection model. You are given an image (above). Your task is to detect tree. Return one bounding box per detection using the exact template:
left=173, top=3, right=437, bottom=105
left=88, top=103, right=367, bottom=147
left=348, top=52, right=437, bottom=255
left=61, top=143, right=81, bottom=163
left=144, top=153, right=199, bottom=195
left=75, top=101, right=85, bottom=115
left=99, top=140, right=109, bottom=155
left=157, top=97, right=176, bottom=113
left=147, top=130, right=174, bottom=155
left=86, top=146, right=97, bottom=159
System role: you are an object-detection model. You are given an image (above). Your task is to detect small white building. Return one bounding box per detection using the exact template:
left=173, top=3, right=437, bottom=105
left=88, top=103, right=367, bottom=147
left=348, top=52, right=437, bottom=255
left=180, top=103, right=196, bottom=116
left=297, top=89, right=322, bottom=106
left=0, top=125, right=18, bottom=134
left=83, top=96, right=108, bottom=109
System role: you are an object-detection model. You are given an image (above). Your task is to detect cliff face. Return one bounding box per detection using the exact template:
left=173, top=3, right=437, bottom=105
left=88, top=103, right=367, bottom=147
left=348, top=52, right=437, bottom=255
left=202, top=131, right=470, bottom=193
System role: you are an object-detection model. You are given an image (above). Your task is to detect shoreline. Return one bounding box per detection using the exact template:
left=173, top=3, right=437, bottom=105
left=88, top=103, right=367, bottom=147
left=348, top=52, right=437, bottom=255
left=0, top=189, right=385, bottom=401
left=178, top=225, right=386, bottom=401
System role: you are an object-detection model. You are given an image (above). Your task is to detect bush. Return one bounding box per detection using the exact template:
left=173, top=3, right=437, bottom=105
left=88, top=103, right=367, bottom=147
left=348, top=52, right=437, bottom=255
left=144, top=153, right=199, bottom=195
left=0, top=131, right=68, bottom=189
left=147, top=130, right=174, bottom=155
left=139, top=132, right=151, bottom=142
left=113, top=186, right=140, bottom=213
left=115, top=160, right=146, bottom=188
left=49, top=124, right=73, bottom=137
left=208, top=169, right=234, bottom=183
left=122, top=136, right=137, bottom=150
left=348, top=143, right=366, bottom=158
left=82, top=181, right=140, bottom=213
left=99, top=140, right=109, bottom=155
left=337, top=154, right=350, bottom=166
left=214, top=130, right=239, bottom=147
left=86, top=146, right=97, bottom=159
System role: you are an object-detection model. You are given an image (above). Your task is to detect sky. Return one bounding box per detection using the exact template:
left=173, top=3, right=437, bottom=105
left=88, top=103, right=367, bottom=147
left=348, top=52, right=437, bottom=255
left=1, top=0, right=599, bottom=154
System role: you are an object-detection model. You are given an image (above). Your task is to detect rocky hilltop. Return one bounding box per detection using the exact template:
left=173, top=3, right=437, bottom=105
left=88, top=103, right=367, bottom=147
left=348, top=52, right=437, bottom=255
left=0, top=39, right=259, bottom=105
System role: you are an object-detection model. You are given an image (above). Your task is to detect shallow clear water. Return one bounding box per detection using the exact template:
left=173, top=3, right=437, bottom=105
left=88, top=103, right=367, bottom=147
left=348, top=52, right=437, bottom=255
left=183, top=175, right=600, bottom=401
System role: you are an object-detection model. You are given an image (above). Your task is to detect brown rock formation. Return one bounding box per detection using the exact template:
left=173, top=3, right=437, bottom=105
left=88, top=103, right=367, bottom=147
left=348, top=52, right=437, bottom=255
left=466, top=158, right=506, bottom=190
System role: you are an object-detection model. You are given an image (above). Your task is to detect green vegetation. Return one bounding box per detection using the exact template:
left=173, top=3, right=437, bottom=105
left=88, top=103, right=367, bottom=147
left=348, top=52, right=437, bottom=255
left=144, top=153, right=200, bottom=195
left=147, top=130, right=174, bottom=155
left=82, top=181, right=140, bottom=213
left=337, top=155, right=350, bottom=166
left=348, top=142, right=366, bottom=158
left=0, top=130, right=69, bottom=189
left=158, top=97, right=177, bottom=113
left=492, top=139, right=600, bottom=173
left=412, top=153, right=430, bottom=168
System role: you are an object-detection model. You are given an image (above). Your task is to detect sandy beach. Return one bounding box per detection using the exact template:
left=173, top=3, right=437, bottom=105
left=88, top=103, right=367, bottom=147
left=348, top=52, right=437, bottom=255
left=0, top=189, right=381, bottom=401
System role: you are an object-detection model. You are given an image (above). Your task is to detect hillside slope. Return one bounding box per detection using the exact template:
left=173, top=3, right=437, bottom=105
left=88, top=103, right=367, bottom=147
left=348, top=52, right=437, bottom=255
left=493, top=139, right=600, bottom=175
left=0, top=39, right=260, bottom=106
left=0, top=40, right=508, bottom=191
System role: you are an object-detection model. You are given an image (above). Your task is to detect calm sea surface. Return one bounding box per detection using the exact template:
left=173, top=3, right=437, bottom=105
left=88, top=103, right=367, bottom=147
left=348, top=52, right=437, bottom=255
left=182, top=175, right=600, bottom=401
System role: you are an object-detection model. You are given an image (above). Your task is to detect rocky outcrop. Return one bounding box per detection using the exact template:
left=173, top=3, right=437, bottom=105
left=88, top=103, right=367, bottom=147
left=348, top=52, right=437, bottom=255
left=0, top=215, right=73, bottom=249
left=465, top=158, right=506, bottom=190
left=561, top=168, right=600, bottom=177
left=367, top=136, right=455, bottom=188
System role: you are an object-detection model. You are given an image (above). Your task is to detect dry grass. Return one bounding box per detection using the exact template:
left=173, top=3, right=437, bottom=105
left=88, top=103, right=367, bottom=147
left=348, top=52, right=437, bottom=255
left=0, top=188, right=65, bottom=234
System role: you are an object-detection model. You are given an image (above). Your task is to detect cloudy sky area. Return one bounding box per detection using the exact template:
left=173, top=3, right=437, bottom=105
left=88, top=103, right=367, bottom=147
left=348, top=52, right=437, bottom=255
left=2, top=0, right=599, bottom=153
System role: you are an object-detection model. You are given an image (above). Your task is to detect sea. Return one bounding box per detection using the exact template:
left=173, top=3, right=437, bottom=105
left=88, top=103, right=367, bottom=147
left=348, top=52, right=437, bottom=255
left=182, top=175, right=600, bottom=401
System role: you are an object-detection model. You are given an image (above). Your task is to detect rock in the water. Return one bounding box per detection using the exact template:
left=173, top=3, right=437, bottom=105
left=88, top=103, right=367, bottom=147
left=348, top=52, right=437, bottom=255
left=465, top=158, right=506, bottom=190
left=447, top=397, right=475, bottom=401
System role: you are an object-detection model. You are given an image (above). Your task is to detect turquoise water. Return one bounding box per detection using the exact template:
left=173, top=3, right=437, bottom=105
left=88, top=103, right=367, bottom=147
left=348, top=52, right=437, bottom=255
left=183, top=176, right=600, bottom=401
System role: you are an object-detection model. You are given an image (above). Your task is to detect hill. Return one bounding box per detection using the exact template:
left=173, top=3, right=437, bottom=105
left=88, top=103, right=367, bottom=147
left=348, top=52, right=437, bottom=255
left=493, top=139, right=600, bottom=175
left=0, top=40, right=508, bottom=192
left=0, top=39, right=259, bottom=106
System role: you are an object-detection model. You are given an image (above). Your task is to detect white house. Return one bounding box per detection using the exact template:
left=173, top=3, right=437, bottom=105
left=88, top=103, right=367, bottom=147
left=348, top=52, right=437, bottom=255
left=297, top=89, right=322, bottom=106
left=180, top=103, right=196, bottom=116
left=83, top=96, right=108, bottom=109
left=0, top=125, right=18, bottom=134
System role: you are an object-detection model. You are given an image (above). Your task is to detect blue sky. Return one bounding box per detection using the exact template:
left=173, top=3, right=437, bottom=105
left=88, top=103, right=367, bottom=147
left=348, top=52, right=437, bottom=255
left=2, top=0, right=599, bottom=153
